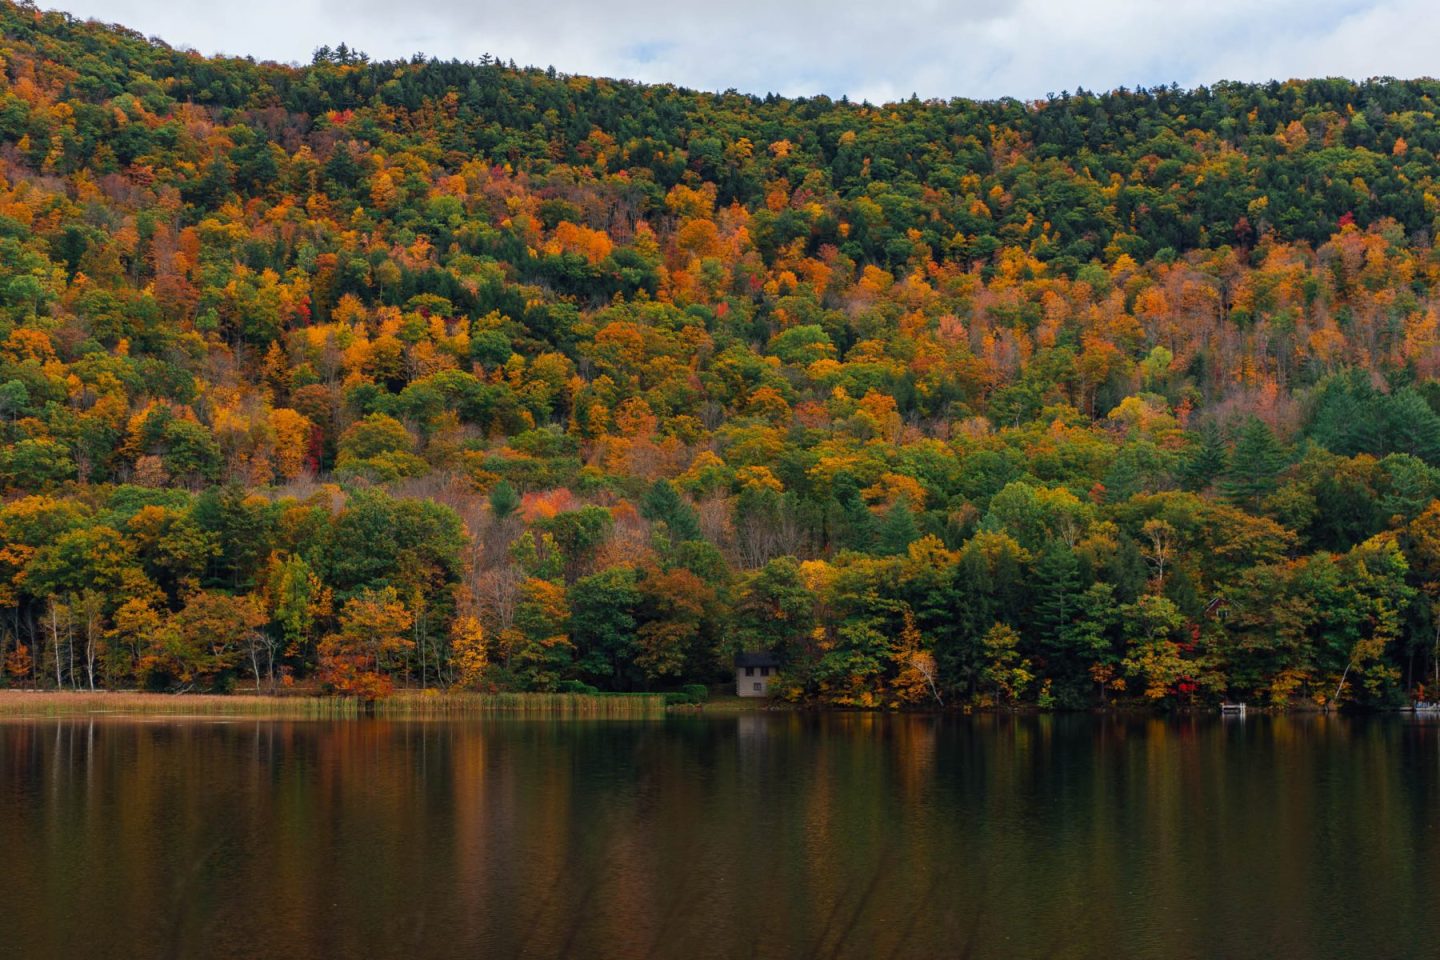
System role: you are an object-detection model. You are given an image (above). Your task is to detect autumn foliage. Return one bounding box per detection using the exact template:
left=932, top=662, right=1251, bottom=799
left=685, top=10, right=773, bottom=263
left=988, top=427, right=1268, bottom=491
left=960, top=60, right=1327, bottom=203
left=5, top=1, right=1440, bottom=707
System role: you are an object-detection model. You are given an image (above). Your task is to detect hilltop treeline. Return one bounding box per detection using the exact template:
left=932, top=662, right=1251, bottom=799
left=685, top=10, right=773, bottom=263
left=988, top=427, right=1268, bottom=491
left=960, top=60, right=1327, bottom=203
left=6, top=0, right=1440, bottom=706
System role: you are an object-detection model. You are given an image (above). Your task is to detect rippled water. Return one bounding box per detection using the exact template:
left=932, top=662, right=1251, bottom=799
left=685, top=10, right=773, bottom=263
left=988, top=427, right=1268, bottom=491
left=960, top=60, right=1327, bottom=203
left=2, top=712, right=1438, bottom=959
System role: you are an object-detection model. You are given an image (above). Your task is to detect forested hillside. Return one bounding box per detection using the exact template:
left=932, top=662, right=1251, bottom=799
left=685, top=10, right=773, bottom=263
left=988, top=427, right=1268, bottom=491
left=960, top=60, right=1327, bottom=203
left=7, top=0, right=1440, bottom=707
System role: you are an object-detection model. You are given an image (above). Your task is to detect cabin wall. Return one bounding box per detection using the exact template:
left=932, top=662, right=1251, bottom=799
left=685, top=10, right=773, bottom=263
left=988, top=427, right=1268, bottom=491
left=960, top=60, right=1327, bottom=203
left=736, top=666, right=773, bottom=698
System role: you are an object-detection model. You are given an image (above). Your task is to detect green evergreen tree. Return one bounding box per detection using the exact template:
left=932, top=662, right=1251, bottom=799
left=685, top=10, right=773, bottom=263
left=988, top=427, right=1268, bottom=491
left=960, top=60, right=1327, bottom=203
left=1179, top=419, right=1228, bottom=492
left=640, top=479, right=702, bottom=543
left=828, top=474, right=879, bottom=551
left=1031, top=541, right=1081, bottom=655
left=1221, top=417, right=1289, bottom=510
left=878, top=497, right=920, bottom=556
left=1106, top=534, right=1149, bottom=605
left=488, top=480, right=520, bottom=520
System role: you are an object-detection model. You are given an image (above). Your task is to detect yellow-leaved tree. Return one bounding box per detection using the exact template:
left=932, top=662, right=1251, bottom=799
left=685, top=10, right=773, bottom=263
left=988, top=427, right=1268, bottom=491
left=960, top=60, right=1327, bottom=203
left=889, top=610, right=942, bottom=708
left=450, top=615, right=489, bottom=690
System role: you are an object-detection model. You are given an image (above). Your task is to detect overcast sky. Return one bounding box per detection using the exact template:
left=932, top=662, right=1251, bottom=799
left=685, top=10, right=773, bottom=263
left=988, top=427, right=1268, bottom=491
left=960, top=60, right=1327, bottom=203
left=46, top=0, right=1440, bottom=104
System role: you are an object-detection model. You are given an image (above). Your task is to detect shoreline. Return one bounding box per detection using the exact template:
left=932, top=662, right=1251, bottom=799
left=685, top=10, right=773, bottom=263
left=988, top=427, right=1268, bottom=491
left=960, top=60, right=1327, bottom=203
left=0, top=690, right=1417, bottom=720
left=0, top=689, right=669, bottom=719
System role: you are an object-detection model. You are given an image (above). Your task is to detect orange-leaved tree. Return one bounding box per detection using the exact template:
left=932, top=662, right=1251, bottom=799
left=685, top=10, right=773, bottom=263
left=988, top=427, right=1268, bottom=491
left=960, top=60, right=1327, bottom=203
left=318, top=587, right=414, bottom=699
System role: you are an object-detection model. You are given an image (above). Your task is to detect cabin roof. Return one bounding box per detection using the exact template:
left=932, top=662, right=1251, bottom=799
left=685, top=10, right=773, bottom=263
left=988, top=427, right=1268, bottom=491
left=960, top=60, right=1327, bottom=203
left=735, top=651, right=780, bottom=668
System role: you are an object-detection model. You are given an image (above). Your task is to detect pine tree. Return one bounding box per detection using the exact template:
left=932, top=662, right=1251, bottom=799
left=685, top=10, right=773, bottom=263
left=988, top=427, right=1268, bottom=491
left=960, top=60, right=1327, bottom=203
left=640, top=479, right=701, bottom=543
left=1031, top=541, right=1081, bottom=655
left=879, top=497, right=920, bottom=556
left=1221, top=417, right=1289, bottom=510
left=489, top=481, right=520, bottom=520
left=829, top=474, right=879, bottom=551
left=1179, top=419, right=1228, bottom=491
left=323, top=142, right=362, bottom=193
left=1107, top=534, right=1149, bottom=605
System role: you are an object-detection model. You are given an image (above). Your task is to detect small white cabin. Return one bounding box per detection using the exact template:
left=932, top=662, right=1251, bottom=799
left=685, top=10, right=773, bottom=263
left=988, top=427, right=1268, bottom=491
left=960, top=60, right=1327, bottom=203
left=735, top=652, right=779, bottom=697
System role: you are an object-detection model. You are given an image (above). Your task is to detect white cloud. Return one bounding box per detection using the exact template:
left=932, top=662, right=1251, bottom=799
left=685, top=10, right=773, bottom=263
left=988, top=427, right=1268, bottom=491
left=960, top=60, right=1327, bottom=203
left=45, top=0, right=1440, bottom=103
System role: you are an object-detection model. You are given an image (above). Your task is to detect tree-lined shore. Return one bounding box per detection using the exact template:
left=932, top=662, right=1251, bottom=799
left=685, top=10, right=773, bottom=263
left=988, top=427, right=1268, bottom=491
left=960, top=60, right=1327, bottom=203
left=7, top=1, right=1440, bottom=709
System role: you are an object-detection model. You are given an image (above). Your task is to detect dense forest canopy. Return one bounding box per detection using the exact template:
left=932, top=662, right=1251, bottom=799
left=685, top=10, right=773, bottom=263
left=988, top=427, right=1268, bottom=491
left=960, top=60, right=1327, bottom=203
left=6, top=0, right=1440, bottom=707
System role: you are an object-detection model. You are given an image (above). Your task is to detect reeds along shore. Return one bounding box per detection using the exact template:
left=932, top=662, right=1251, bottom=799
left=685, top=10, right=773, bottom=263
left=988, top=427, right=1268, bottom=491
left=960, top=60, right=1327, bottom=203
left=0, top=691, right=668, bottom=719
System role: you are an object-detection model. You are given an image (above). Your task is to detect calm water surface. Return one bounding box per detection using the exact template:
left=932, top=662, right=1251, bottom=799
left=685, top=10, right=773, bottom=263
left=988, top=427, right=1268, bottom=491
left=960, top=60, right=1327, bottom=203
left=2, top=713, right=1438, bottom=959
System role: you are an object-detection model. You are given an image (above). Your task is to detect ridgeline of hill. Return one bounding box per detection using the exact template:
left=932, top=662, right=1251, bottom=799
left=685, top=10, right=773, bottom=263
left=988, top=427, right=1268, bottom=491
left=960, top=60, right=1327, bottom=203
left=6, top=0, right=1440, bottom=707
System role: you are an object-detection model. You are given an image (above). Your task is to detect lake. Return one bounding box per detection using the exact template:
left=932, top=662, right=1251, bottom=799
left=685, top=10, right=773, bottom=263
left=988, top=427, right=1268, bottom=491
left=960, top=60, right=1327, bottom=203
left=2, top=712, right=1437, bottom=959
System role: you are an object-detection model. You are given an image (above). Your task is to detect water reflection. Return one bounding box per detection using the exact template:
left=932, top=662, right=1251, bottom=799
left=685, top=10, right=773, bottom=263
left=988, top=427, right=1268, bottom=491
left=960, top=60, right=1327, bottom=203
left=1, top=713, right=1438, bottom=959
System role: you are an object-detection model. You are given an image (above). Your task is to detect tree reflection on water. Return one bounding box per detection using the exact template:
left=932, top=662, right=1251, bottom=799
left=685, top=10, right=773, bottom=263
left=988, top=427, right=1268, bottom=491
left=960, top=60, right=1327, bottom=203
left=1, top=712, right=1436, bottom=959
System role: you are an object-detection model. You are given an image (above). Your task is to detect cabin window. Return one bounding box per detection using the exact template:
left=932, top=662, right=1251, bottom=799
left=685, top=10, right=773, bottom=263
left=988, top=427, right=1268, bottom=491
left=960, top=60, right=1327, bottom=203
left=760, top=666, right=770, bottom=676
left=753, top=683, right=762, bottom=692
left=745, top=666, right=754, bottom=677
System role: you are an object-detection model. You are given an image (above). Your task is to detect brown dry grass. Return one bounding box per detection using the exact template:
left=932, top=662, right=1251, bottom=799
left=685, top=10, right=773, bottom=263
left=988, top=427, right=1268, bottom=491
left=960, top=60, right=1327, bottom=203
left=0, top=690, right=666, bottom=719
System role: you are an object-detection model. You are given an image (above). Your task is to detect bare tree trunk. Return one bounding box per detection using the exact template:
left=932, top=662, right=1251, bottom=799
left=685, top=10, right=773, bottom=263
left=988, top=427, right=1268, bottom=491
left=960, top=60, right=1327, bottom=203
left=921, top=663, right=944, bottom=708
left=67, top=614, right=76, bottom=691
left=48, top=603, right=62, bottom=689
left=84, top=606, right=97, bottom=692
left=1334, top=659, right=1354, bottom=709
left=248, top=632, right=278, bottom=695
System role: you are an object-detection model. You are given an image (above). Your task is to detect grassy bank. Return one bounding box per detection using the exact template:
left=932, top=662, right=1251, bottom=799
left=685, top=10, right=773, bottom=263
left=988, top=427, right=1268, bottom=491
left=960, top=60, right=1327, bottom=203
left=691, top=694, right=791, bottom=713
left=0, top=690, right=667, bottom=720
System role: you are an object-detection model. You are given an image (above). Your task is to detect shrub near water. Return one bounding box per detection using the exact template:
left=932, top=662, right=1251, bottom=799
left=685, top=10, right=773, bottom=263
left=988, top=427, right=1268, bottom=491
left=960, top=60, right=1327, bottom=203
left=664, top=685, right=710, bottom=706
